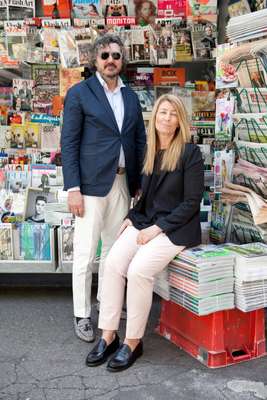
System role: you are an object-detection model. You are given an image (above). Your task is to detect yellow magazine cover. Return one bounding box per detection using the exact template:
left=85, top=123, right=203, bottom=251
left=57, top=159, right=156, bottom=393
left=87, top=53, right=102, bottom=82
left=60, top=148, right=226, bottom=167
left=10, top=123, right=25, bottom=149
left=25, top=122, right=40, bottom=148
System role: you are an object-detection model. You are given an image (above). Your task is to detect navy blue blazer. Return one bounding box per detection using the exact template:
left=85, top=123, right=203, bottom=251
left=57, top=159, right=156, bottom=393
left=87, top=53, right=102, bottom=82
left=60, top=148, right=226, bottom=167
left=128, top=144, right=204, bottom=247
left=61, top=75, right=146, bottom=197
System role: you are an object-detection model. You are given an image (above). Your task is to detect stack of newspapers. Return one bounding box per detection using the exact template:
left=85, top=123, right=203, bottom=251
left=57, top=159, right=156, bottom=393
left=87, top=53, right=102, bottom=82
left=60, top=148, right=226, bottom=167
left=226, top=8, right=267, bottom=43
left=168, top=245, right=235, bottom=316
left=222, top=242, right=267, bottom=311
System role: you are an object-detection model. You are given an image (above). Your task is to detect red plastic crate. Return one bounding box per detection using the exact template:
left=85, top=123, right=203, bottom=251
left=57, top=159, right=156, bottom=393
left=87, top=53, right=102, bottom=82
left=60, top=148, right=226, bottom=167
left=156, top=300, right=266, bottom=368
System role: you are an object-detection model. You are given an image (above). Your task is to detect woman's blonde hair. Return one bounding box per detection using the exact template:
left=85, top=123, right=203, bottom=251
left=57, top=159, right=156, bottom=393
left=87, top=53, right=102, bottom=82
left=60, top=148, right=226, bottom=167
left=143, top=94, right=191, bottom=175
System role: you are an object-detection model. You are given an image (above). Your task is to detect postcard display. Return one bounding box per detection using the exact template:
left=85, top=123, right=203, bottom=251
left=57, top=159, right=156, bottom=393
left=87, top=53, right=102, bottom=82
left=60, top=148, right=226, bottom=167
left=0, top=0, right=219, bottom=273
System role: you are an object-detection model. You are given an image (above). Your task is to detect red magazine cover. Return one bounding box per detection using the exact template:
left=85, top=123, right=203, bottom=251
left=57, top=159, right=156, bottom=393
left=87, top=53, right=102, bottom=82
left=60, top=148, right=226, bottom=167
left=157, top=0, right=186, bottom=17
left=41, top=0, right=71, bottom=19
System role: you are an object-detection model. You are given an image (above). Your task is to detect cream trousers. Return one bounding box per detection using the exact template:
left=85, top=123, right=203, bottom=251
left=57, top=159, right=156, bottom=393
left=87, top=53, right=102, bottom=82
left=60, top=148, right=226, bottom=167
left=72, top=174, right=130, bottom=318
left=98, top=225, right=184, bottom=339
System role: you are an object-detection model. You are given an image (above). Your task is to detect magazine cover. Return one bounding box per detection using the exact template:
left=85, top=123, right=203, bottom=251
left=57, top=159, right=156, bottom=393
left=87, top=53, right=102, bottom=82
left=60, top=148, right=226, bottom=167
left=126, top=67, right=154, bottom=86
left=174, top=28, right=193, bottom=61
left=103, top=0, right=129, bottom=18
left=40, top=123, right=60, bottom=151
left=0, top=223, right=13, bottom=260
left=31, top=164, right=57, bottom=188
left=10, top=123, right=25, bottom=149
left=128, top=27, right=150, bottom=63
left=215, top=97, right=235, bottom=141
left=61, top=224, right=74, bottom=261
left=8, top=0, right=35, bottom=20
left=150, top=22, right=174, bottom=65
left=216, top=43, right=238, bottom=90
left=13, top=79, right=34, bottom=112
left=0, top=0, right=8, bottom=20
left=191, top=91, right=215, bottom=121
left=75, top=27, right=97, bottom=66
left=72, top=0, right=102, bottom=18
left=5, top=170, right=30, bottom=193
left=41, top=28, right=60, bottom=64
left=191, top=20, right=216, bottom=59
left=4, top=20, right=27, bottom=60
left=57, top=30, right=79, bottom=68
left=24, top=121, right=40, bottom=148
left=59, top=67, right=84, bottom=97
left=0, top=87, right=13, bottom=107
left=187, top=0, right=217, bottom=16
left=157, top=0, right=186, bottom=17
left=19, top=223, right=51, bottom=260
left=128, top=0, right=157, bottom=26
left=132, top=86, right=154, bottom=113
left=153, top=67, right=185, bottom=86
left=228, top=0, right=251, bottom=17
left=33, top=86, right=59, bottom=114
left=0, top=106, right=8, bottom=126
left=24, top=187, right=57, bottom=222
left=39, top=0, right=71, bottom=19
left=31, top=64, right=59, bottom=86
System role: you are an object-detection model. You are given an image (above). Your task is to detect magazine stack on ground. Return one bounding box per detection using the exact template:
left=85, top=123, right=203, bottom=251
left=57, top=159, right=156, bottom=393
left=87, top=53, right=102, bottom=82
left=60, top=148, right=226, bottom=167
left=222, top=242, right=267, bottom=311
left=168, top=244, right=235, bottom=315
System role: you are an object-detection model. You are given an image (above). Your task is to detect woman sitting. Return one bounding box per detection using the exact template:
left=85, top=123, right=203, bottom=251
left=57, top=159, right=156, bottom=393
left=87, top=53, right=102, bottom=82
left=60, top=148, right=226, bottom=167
left=86, top=94, right=204, bottom=372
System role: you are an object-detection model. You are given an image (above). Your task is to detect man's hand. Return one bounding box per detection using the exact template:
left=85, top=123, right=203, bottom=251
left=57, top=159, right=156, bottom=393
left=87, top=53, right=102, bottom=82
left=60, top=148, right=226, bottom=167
left=68, top=191, right=84, bottom=218
left=137, top=225, right=162, bottom=245
left=117, top=218, right=132, bottom=237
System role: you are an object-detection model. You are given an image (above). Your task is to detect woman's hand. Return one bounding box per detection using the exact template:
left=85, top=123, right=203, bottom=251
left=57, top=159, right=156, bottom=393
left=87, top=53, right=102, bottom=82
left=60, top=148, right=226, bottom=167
left=137, top=225, right=162, bottom=245
left=117, top=218, right=133, bottom=237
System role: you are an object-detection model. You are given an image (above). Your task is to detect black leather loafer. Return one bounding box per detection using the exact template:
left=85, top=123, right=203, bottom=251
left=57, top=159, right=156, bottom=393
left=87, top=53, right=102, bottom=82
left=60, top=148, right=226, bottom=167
left=106, top=340, right=143, bottom=372
left=85, top=333, right=120, bottom=367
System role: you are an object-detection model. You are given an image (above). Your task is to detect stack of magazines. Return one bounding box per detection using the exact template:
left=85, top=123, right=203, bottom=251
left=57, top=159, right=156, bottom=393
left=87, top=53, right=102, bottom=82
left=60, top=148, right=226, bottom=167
left=168, top=245, right=235, bottom=316
left=226, top=8, right=267, bottom=43
left=222, top=242, right=267, bottom=311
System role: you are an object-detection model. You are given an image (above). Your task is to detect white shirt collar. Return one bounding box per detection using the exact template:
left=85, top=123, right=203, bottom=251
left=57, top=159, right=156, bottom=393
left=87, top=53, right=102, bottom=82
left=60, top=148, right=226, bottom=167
left=96, top=71, right=125, bottom=93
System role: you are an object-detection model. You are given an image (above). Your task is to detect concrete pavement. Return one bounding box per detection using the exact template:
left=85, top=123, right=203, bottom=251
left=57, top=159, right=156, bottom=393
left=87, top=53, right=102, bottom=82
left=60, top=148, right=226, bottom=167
left=0, top=287, right=267, bottom=400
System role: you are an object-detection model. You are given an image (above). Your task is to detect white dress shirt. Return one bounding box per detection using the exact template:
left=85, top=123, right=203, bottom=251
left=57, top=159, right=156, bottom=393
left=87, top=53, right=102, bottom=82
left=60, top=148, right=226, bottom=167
left=68, top=72, right=126, bottom=192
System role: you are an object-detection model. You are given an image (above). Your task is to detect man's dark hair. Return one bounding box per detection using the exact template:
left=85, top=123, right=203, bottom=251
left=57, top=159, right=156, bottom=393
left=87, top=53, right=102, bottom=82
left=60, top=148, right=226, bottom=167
left=35, top=195, right=47, bottom=204
left=90, top=33, right=127, bottom=70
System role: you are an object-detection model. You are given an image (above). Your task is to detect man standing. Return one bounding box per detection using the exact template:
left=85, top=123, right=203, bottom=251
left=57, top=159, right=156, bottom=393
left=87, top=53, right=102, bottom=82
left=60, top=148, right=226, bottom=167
left=61, top=34, right=146, bottom=343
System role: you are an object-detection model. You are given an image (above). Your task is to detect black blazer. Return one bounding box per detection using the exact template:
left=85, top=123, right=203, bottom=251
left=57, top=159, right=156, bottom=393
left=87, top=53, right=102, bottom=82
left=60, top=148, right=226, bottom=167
left=61, top=75, right=146, bottom=197
left=128, top=144, right=204, bottom=247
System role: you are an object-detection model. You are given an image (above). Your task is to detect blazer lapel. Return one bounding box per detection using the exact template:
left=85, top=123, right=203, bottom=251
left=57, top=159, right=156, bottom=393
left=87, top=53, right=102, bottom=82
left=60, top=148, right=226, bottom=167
left=86, top=76, right=120, bottom=134
left=121, top=87, right=131, bottom=134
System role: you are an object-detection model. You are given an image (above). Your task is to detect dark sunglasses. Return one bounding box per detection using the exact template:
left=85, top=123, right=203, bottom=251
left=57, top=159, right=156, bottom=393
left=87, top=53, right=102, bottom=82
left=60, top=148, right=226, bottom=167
left=100, top=51, right=122, bottom=60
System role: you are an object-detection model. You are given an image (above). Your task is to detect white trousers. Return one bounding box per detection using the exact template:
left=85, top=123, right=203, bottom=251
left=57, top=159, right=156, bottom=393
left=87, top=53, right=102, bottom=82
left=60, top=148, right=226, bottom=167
left=72, top=174, right=130, bottom=318
left=98, top=226, right=184, bottom=339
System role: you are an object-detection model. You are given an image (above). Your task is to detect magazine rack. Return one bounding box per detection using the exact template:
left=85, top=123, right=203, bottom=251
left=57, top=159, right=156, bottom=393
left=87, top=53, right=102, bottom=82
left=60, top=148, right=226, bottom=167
left=233, top=173, right=267, bottom=198
left=236, top=141, right=267, bottom=167
left=234, top=87, right=267, bottom=114
left=157, top=300, right=266, bottom=368
left=234, top=115, right=267, bottom=143
left=235, top=57, right=267, bottom=88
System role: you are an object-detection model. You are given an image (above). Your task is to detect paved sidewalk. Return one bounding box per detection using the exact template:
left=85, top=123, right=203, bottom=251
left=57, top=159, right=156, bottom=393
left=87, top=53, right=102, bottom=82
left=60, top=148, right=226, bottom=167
left=0, top=287, right=267, bottom=400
